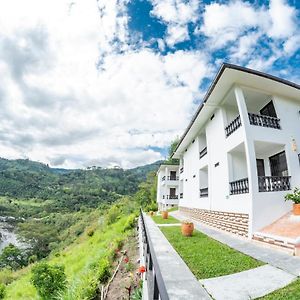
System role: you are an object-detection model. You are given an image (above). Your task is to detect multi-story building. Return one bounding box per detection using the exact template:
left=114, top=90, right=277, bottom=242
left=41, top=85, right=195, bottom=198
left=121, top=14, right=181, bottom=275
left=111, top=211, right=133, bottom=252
left=169, top=63, right=300, bottom=248
left=156, top=163, right=180, bottom=211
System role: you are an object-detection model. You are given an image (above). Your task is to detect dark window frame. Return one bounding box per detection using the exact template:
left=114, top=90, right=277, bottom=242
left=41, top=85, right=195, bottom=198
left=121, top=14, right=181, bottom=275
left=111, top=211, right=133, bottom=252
left=269, top=151, right=288, bottom=177
left=256, top=159, right=265, bottom=176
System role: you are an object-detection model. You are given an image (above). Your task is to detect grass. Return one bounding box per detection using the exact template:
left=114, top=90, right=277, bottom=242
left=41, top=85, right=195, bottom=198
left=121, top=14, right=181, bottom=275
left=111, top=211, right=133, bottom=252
left=151, top=215, right=180, bottom=224
left=259, top=279, right=300, bottom=299
left=2, top=214, right=134, bottom=300
left=160, top=226, right=263, bottom=279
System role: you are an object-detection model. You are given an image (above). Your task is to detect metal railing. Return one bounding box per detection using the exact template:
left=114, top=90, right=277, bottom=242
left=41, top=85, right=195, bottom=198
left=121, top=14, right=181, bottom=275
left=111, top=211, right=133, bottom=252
left=167, top=176, right=179, bottom=181
left=225, top=115, right=241, bottom=137
left=180, top=193, right=183, bottom=199
left=248, top=113, right=280, bottom=129
left=230, top=178, right=249, bottom=194
left=180, top=167, right=184, bottom=174
left=199, top=187, right=208, bottom=198
left=199, top=147, right=207, bottom=159
left=166, top=195, right=178, bottom=199
left=140, top=209, right=169, bottom=300
left=258, top=176, right=291, bottom=192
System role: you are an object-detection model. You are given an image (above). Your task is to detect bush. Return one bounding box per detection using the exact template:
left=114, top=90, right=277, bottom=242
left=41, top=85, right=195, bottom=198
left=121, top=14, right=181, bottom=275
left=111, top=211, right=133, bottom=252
left=31, top=262, right=67, bottom=300
left=0, top=283, right=5, bottom=299
left=86, top=228, right=95, bottom=237
left=98, top=258, right=111, bottom=283
left=123, top=214, right=136, bottom=232
left=105, top=206, right=121, bottom=225
left=285, top=188, right=300, bottom=204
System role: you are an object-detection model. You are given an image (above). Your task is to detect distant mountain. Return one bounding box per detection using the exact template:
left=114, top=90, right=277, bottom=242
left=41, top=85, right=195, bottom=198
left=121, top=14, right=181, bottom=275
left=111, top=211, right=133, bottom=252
left=0, top=157, right=161, bottom=211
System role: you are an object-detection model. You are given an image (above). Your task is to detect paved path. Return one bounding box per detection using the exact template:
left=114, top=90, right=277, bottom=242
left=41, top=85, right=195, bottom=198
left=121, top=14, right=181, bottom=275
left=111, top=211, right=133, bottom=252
left=144, top=215, right=211, bottom=300
left=200, top=265, right=295, bottom=300
left=170, top=211, right=300, bottom=299
left=156, top=223, right=181, bottom=227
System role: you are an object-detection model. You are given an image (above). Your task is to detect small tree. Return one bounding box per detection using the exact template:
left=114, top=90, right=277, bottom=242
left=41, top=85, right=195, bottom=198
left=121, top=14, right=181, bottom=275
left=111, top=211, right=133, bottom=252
left=0, top=244, right=27, bottom=270
left=31, top=263, right=67, bottom=300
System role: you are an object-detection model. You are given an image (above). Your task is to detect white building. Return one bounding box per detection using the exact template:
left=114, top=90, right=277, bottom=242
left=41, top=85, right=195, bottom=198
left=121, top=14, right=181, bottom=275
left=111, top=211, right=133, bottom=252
left=156, top=163, right=180, bottom=211
left=170, top=63, right=300, bottom=245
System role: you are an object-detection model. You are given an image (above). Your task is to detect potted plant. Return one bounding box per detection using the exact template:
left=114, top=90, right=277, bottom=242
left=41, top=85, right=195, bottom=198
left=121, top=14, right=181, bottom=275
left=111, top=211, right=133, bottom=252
left=285, top=188, right=300, bottom=215
left=181, top=220, right=194, bottom=236
left=162, top=211, right=168, bottom=219
left=149, top=211, right=154, bottom=216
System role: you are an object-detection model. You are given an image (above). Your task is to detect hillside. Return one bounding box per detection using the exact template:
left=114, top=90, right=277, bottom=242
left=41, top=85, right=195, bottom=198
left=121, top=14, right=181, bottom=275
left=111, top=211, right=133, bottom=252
left=0, top=157, right=161, bottom=213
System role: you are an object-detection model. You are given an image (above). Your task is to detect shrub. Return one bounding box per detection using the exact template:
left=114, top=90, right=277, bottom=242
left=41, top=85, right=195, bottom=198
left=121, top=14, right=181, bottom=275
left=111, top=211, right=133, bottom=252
left=98, top=258, right=111, bottom=283
left=123, top=214, right=136, bottom=232
left=0, top=283, right=5, bottom=299
left=31, top=262, right=67, bottom=300
left=28, top=254, right=38, bottom=264
left=86, top=228, right=95, bottom=237
left=285, top=188, right=300, bottom=204
left=105, top=205, right=121, bottom=225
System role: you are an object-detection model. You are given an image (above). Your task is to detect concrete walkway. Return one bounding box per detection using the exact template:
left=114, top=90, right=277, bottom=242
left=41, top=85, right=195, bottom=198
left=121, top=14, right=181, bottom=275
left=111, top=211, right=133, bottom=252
left=170, top=210, right=300, bottom=299
left=200, top=265, right=295, bottom=300
left=143, top=215, right=211, bottom=300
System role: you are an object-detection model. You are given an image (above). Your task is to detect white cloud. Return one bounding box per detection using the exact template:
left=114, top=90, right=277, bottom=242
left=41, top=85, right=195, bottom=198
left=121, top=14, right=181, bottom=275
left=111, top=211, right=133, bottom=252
left=267, top=0, right=297, bottom=39
left=0, top=0, right=211, bottom=169
left=150, top=0, right=200, bottom=46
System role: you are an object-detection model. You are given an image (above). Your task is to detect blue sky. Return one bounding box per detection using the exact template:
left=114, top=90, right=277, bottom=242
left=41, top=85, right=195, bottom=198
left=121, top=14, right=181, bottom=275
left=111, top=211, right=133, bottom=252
left=0, top=0, right=299, bottom=168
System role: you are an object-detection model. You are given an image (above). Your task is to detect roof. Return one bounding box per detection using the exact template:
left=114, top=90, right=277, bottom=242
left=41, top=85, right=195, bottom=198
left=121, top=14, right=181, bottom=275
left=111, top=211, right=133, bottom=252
left=172, top=63, right=300, bottom=158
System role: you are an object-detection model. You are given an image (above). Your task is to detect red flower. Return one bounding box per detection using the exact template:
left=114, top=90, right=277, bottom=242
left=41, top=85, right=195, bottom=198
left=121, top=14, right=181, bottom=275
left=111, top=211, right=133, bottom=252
left=124, top=257, right=129, bottom=263
left=138, top=265, right=146, bottom=274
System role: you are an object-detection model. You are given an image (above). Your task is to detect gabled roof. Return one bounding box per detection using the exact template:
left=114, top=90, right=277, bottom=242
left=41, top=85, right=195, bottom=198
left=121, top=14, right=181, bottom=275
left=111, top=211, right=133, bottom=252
left=172, top=63, right=300, bottom=158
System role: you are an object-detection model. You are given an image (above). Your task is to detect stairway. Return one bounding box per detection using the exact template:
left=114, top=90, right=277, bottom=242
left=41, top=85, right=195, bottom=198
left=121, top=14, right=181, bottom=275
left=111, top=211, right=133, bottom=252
left=253, top=212, right=300, bottom=255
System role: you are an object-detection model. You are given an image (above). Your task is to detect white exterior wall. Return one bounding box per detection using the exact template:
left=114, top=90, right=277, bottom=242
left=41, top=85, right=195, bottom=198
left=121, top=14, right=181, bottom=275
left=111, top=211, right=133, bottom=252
left=178, top=84, right=300, bottom=236
left=156, top=165, right=179, bottom=210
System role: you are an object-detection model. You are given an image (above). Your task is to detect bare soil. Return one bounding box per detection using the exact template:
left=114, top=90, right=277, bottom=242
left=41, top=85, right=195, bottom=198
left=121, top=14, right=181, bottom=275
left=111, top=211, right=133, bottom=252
left=103, top=230, right=141, bottom=300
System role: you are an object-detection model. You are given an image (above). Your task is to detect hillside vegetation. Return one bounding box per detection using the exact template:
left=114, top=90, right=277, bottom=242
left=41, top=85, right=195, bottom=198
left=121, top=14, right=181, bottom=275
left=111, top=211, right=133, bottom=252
left=0, top=157, right=159, bottom=299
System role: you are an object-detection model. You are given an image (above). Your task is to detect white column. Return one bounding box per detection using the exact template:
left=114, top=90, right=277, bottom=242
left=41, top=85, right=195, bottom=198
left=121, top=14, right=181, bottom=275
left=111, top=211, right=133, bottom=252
left=234, top=86, right=257, bottom=238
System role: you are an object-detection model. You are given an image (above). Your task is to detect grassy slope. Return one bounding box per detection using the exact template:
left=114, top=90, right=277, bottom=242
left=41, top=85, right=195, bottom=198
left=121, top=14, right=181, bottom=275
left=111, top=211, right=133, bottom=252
left=151, top=215, right=179, bottom=224
left=160, top=226, right=263, bottom=279
left=3, top=215, right=133, bottom=300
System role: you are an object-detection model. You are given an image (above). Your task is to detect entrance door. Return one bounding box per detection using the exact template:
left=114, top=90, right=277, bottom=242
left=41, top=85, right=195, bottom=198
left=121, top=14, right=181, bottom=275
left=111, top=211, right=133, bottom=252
left=170, top=171, right=176, bottom=180
left=169, top=188, right=176, bottom=199
left=256, top=159, right=265, bottom=176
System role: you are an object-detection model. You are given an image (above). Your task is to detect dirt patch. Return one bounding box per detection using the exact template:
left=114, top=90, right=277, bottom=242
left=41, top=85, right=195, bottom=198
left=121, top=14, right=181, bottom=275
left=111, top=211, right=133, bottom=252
left=101, top=231, right=142, bottom=300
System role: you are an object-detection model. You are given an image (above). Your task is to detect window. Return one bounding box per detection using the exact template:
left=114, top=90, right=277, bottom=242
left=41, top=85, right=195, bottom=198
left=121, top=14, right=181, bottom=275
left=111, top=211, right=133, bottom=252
left=260, top=101, right=277, bottom=118
left=256, top=159, right=265, bottom=176
left=269, top=151, right=288, bottom=176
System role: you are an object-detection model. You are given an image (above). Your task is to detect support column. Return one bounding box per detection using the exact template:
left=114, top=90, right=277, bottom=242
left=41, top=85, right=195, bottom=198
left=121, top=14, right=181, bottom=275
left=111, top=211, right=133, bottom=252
left=234, top=86, right=257, bottom=238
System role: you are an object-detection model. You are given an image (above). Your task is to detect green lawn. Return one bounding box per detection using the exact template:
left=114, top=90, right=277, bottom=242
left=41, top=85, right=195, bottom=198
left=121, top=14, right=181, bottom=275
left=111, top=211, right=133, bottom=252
left=160, top=226, right=263, bottom=279
left=151, top=215, right=180, bottom=224
left=259, top=279, right=300, bottom=299
left=167, top=207, right=178, bottom=212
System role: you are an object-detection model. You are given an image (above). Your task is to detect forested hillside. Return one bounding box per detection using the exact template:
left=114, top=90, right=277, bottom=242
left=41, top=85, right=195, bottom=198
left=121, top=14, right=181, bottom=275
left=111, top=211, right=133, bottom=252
left=0, top=158, right=161, bottom=212
left=0, top=157, right=161, bottom=299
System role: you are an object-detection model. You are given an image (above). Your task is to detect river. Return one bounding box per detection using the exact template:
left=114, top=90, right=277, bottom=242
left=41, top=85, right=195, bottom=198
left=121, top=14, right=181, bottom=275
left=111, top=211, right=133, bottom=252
left=0, top=218, right=23, bottom=252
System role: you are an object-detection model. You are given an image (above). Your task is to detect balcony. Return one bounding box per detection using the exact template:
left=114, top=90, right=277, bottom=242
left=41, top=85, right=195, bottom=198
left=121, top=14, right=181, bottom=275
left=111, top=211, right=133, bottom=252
left=258, top=176, right=291, bottom=192
left=230, top=178, right=249, bottom=195
left=225, top=115, right=241, bottom=137
left=248, top=113, right=280, bottom=129
left=162, top=176, right=179, bottom=182
left=199, top=147, right=207, bottom=159
left=199, top=187, right=208, bottom=198
left=163, top=195, right=179, bottom=200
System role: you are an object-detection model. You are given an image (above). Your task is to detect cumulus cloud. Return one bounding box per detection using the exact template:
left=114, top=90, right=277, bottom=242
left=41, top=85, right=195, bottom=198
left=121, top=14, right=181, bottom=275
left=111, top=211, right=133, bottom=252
left=0, top=0, right=212, bottom=169
left=150, top=0, right=200, bottom=46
